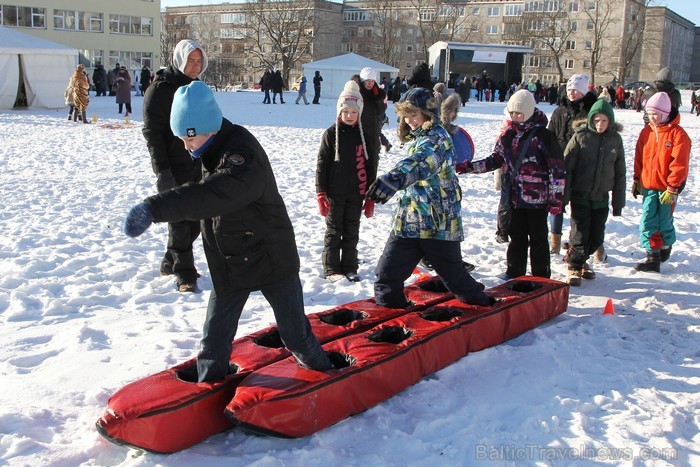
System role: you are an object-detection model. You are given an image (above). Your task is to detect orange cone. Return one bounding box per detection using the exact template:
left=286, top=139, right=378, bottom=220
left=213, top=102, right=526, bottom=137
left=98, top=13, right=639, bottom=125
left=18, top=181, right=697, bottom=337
left=603, top=298, right=615, bottom=315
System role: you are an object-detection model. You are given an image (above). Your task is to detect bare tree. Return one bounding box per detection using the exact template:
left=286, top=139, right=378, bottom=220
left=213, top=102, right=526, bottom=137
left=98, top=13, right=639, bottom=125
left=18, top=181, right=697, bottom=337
left=521, top=4, right=575, bottom=83
left=409, top=0, right=469, bottom=62
left=160, top=10, right=177, bottom=68
left=616, top=0, right=653, bottom=84
left=366, top=0, right=405, bottom=67
left=243, top=0, right=327, bottom=84
left=582, top=0, right=618, bottom=85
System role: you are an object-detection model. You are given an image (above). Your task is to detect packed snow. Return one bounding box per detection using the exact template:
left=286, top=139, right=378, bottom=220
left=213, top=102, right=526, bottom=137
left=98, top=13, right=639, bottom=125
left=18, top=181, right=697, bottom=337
left=0, top=87, right=698, bottom=466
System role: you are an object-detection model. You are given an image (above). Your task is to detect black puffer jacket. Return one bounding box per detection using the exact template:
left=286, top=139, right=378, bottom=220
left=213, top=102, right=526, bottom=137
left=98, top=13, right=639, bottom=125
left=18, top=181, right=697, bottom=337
left=142, top=66, right=199, bottom=181
left=547, top=91, right=598, bottom=150
left=145, top=119, right=300, bottom=294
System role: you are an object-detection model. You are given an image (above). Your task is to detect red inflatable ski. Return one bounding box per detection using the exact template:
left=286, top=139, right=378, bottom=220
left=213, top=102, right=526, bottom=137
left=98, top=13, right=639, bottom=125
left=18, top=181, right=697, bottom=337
left=96, top=277, right=452, bottom=453
left=226, top=276, right=568, bottom=438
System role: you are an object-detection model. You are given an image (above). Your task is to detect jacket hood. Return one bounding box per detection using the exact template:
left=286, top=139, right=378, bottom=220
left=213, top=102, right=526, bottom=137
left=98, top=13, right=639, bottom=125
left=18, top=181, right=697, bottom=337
left=440, top=93, right=461, bottom=133
left=172, top=39, right=208, bottom=76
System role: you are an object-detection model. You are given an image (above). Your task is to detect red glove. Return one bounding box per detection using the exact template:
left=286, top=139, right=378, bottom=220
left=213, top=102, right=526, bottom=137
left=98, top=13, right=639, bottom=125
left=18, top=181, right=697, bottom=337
left=317, top=192, right=329, bottom=217
left=363, top=199, right=375, bottom=218
left=548, top=205, right=562, bottom=216
left=455, top=161, right=473, bottom=174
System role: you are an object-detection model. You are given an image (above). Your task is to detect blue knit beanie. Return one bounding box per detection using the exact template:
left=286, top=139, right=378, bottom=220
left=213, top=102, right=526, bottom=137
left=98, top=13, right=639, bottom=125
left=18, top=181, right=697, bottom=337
left=170, top=81, right=222, bottom=137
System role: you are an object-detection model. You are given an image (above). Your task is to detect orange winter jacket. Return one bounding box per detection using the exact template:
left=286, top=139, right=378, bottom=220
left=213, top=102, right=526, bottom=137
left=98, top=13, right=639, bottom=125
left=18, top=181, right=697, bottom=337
left=634, top=110, right=691, bottom=191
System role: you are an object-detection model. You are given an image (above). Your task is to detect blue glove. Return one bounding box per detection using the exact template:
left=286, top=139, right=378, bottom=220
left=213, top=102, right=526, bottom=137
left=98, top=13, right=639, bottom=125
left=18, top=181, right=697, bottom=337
left=366, top=172, right=404, bottom=204
left=124, top=202, right=154, bottom=237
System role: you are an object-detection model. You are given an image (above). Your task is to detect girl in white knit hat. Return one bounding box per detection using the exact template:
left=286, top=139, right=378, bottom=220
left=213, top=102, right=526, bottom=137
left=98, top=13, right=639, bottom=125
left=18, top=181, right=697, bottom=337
left=315, top=81, right=377, bottom=282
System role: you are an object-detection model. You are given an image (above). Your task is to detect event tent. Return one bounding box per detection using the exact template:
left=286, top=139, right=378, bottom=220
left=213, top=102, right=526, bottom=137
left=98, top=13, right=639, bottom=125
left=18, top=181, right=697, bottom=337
left=302, top=53, right=399, bottom=100
left=0, top=26, right=78, bottom=109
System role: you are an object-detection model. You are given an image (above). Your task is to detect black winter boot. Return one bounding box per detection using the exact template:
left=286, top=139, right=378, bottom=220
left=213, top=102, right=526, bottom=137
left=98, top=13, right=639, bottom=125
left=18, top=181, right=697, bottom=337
left=634, top=250, right=661, bottom=273
left=660, top=246, right=672, bottom=262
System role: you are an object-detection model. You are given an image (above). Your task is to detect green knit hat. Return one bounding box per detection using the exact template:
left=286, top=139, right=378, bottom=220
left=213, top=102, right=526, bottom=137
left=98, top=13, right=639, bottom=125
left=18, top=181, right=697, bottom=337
left=587, top=98, right=615, bottom=131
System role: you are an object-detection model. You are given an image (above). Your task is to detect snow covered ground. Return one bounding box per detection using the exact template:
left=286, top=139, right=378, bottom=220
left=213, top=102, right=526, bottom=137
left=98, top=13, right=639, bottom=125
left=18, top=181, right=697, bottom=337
left=0, top=88, right=698, bottom=466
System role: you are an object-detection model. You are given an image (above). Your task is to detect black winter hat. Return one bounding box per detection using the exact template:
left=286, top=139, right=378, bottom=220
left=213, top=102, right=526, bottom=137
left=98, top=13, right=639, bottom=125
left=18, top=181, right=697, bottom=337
left=399, top=87, right=438, bottom=116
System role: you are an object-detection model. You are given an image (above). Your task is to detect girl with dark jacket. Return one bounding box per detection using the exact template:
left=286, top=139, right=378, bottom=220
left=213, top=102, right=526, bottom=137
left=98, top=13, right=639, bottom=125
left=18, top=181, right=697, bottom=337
left=563, top=99, right=626, bottom=285
left=459, top=90, right=565, bottom=279
left=316, top=81, right=377, bottom=282
left=125, top=81, right=333, bottom=382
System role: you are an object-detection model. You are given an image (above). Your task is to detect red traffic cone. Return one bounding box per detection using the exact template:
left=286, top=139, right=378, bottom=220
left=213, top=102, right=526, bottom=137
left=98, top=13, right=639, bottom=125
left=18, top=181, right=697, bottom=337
left=603, top=298, right=615, bottom=315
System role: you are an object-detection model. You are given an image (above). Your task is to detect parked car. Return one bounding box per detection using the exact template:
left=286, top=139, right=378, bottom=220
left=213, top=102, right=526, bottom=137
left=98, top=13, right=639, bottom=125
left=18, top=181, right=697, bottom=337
left=623, top=81, right=652, bottom=90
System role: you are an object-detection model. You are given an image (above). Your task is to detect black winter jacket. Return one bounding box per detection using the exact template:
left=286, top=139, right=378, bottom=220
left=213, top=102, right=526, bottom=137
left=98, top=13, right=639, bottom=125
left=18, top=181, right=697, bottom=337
left=316, top=121, right=378, bottom=196
left=142, top=66, right=200, bottom=180
left=547, top=92, right=598, bottom=150
left=146, top=119, right=300, bottom=294
left=359, top=83, right=387, bottom=159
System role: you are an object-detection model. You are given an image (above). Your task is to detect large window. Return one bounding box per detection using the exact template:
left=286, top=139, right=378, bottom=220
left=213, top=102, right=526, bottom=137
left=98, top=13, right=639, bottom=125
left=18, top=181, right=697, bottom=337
left=110, top=50, right=153, bottom=70
left=221, top=13, right=245, bottom=24
left=344, top=10, right=368, bottom=22
left=54, top=10, right=102, bottom=32
left=505, top=5, right=522, bottom=16
left=109, top=14, right=152, bottom=36
left=81, top=49, right=103, bottom=67
left=1, top=5, right=46, bottom=28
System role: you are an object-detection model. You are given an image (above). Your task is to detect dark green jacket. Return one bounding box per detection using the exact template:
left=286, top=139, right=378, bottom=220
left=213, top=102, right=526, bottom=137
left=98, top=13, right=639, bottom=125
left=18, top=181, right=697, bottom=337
left=563, top=122, right=626, bottom=214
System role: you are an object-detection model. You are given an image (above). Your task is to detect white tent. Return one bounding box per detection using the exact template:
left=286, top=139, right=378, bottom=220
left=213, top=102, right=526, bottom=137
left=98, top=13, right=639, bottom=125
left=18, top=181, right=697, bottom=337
left=302, top=53, right=399, bottom=100
left=0, top=26, right=78, bottom=109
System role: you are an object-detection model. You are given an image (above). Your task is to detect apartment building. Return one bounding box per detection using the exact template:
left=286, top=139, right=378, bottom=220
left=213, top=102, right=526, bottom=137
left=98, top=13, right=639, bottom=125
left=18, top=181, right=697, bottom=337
left=165, top=0, right=343, bottom=87
left=162, top=0, right=695, bottom=88
left=0, top=1, right=161, bottom=71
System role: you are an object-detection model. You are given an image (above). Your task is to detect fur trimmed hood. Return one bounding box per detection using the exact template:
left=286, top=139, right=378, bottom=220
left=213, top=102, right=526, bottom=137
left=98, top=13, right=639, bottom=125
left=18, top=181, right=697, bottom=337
left=440, top=93, right=461, bottom=134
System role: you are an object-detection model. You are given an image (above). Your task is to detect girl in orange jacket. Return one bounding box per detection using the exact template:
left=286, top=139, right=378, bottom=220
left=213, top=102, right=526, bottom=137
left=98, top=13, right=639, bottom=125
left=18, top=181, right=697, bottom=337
left=632, top=92, right=691, bottom=272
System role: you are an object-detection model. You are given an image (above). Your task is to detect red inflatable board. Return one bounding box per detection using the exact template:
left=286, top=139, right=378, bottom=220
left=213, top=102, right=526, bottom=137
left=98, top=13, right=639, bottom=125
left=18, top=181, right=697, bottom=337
left=227, top=277, right=568, bottom=438
left=96, top=277, right=452, bottom=453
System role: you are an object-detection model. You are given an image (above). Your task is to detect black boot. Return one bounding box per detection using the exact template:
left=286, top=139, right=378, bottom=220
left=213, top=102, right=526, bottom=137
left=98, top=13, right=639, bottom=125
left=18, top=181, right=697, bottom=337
left=660, top=246, right=672, bottom=262
left=634, top=250, right=661, bottom=273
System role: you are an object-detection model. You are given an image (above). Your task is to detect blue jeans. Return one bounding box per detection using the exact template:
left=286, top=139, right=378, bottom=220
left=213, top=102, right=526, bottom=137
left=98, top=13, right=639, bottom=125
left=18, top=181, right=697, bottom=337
left=549, top=212, right=563, bottom=235
left=196, top=274, right=332, bottom=382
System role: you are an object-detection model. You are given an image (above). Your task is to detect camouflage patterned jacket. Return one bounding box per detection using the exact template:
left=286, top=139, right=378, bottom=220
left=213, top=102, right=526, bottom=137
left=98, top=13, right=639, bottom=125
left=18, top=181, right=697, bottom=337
left=386, top=121, right=463, bottom=241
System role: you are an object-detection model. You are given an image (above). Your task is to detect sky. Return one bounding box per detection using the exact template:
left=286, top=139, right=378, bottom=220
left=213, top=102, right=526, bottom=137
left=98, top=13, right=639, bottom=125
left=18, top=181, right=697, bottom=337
left=1, top=85, right=699, bottom=465
left=160, top=0, right=700, bottom=25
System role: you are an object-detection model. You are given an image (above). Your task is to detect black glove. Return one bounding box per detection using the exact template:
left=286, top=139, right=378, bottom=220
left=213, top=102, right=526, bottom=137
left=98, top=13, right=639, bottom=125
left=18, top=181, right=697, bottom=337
left=124, top=202, right=154, bottom=237
left=612, top=208, right=622, bottom=217
left=366, top=172, right=405, bottom=204
left=156, top=170, right=176, bottom=193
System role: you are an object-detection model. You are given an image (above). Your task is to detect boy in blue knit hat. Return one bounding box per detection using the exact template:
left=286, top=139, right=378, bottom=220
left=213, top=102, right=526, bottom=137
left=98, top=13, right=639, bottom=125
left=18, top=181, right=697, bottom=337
left=124, top=81, right=333, bottom=381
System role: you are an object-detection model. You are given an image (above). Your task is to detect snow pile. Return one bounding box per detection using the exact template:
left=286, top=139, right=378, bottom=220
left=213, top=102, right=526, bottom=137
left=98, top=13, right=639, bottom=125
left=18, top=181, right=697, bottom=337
left=0, top=89, right=698, bottom=465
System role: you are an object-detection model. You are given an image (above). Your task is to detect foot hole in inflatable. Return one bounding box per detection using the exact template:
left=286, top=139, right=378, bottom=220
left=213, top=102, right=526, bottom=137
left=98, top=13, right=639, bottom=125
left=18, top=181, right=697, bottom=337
left=416, top=277, right=449, bottom=293
left=328, top=351, right=356, bottom=369
left=419, top=307, right=463, bottom=322
left=176, top=363, right=238, bottom=383
left=505, top=281, right=544, bottom=293
left=318, top=308, right=366, bottom=326
left=366, top=326, right=414, bottom=344
left=253, top=329, right=284, bottom=348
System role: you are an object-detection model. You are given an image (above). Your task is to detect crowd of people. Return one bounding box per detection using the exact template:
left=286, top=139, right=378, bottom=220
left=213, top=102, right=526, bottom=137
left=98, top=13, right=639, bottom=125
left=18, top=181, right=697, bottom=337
left=64, top=62, right=154, bottom=121
left=116, top=39, right=690, bottom=381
